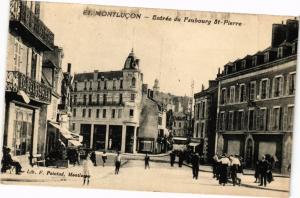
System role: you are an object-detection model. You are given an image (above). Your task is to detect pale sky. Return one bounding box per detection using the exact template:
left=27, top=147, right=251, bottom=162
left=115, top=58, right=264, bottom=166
left=41, top=2, right=293, bottom=96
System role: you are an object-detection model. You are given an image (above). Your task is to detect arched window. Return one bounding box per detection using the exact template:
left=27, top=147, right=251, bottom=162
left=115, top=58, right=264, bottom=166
left=131, top=77, right=136, bottom=87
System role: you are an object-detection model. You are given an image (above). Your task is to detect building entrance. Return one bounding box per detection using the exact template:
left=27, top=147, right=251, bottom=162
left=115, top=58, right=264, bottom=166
left=93, top=125, right=106, bottom=150
left=108, top=125, right=122, bottom=151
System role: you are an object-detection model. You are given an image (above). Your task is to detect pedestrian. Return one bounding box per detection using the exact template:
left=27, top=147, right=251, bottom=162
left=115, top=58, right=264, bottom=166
left=191, top=152, right=200, bottom=179
left=90, top=150, right=96, bottom=166
left=254, top=160, right=260, bottom=183
left=82, top=153, right=92, bottom=185
left=1, top=147, right=23, bottom=174
left=218, top=154, right=230, bottom=186
left=178, top=151, right=184, bottom=168
left=170, top=151, right=176, bottom=167
left=115, top=151, right=121, bottom=175
left=212, top=154, right=219, bottom=178
left=229, top=155, right=241, bottom=186
left=102, top=151, right=107, bottom=167
left=258, top=155, right=271, bottom=187
left=145, top=153, right=150, bottom=169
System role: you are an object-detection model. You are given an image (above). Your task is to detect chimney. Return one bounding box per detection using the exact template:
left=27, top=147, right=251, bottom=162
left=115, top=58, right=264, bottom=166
left=94, top=70, right=98, bottom=81
left=286, top=19, right=299, bottom=42
left=271, top=23, right=287, bottom=47
left=67, top=63, right=71, bottom=73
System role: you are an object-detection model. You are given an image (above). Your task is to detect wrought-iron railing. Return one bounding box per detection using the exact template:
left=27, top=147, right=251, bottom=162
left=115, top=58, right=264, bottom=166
left=6, top=71, right=52, bottom=104
left=10, top=0, right=54, bottom=49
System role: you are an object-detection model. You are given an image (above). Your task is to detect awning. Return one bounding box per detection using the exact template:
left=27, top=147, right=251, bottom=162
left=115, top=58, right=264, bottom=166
left=189, top=142, right=200, bottom=147
left=69, top=139, right=82, bottom=147
left=49, top=122, right=73, bottom=139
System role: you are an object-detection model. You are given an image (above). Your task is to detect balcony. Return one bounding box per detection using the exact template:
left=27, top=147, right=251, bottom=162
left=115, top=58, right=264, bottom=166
left=6, top=71, right=52, bottom=104
left=10, top=0, right=54, bottom=50
left=73, top=101, right=125, bottom=107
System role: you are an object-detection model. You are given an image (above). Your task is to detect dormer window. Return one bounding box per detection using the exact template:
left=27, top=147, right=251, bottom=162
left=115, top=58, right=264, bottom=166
left=241, top=60, right=246, bottom=68
left=252, top=56, right=257, bottom=66
left=131, top=77, right=136, bottom=87
left=277, top=47, right=283, bottom=58
left=84, top=81, right=87, bottom=90
left=264, top=52, right=269, bottom=63
left=104, top=80, right=107, bottom=90
left=292, top=43, right=297, bottom=54
left=120, top=79, right=123, bottom=89
left=97, top=81, right=100, bottom=90
left=89, top=81, right=92, bottom=90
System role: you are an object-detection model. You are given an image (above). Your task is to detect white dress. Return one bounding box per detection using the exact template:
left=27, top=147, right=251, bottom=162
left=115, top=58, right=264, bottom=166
left=82, top=159, right=91, bottom=176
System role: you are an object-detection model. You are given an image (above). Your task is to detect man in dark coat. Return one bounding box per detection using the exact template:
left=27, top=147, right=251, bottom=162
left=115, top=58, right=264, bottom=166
left=178, top=151, right=184, bottom=168
left=259, top=155, right=271, bottom=187
left=145, top=153, right=150, bottom=169
left=170, top=151, right=176, bottom=167
left=90, top=151, right=97, bottom=166
left=192, top=153, right=200, bottom=179
left=1, top=147, right=23, bottom=174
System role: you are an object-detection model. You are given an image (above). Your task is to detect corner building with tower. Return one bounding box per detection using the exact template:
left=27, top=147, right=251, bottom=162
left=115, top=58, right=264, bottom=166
left=70, top=50, right=143, bottom=153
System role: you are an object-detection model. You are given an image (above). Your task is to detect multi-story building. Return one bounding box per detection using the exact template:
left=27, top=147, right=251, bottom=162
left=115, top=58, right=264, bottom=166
left=70, top=49, right=143, bottom=153
left=4, top=0, right=55, bottom=165
left=172, top=112, right=188, bottom=137
left=216, top=19, right=298, bottom=173
left=193, top=80, right=218, bottom=162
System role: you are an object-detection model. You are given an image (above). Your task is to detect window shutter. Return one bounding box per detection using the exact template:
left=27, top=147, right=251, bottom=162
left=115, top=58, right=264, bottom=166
left=266, top=79, right=270, bottom=98
left=271, top=78, right=275, bottom=98
left=279, top=107, right=283, bottom=130
left=279, top=77, right=283, bottom=96
left=269, top=108, right=274, bottom=131
left=283, top=107, right=288, bottom=131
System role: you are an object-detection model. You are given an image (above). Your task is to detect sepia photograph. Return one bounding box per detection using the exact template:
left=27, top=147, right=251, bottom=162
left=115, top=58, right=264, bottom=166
left=0, top=0, right=299, bottom=197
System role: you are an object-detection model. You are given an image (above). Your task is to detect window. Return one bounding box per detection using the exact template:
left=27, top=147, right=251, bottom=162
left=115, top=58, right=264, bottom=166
left=104, top=80, right=107, bottom=90
left=248, top=109, right=255, bottom=130
left=102, top=109, right=106, bottom=118
left=119, top=94, right=123, bottom=104
left=229, top=86, right=235, bottom=103
left=174, top=121, right=176, bottom=127
left=72, top=123, right=76, bottom=131
left=219, top=112, right=225, bottom=131
left=129, top=109, right=134, bottom=117
left=273, top=107, right=282, bottom=130
left=131, top=77, right=136, bottom=87
left=84, top=81, right=87, bottom=90
left=250, top=81, right=256, bottom=100
left=89, top=94, right=92, bottom=105
left=264, top=52, right=269, bottom=63
left=131, top=94, right=135, bottom=102
left=103, top=94, right=107, bottom=105
left=158, top=117, right=162, bottom=125
left=73, top=95, right=77, bottom=105
left=82, top=109, right=86, bottom=117
left=201, top=101, right=206, bottom=118
left=120, top=80, right=123, bottom=89
left=73, top=108, right=76, bottom=117
left=113, top=80, right=116, bottom=90
left=288, top=73, right=296, bottom=95
left=260, top=79, right=269, bottom=99
left=97, top=81, right=100, bottom=90
left=252, top=56, right=257, bottom=66
left=196, top=123, right=199, bottom=137
left=277, top=47, right=283, bottom=58
left=273, top=76, right=283, bottom=97
left=228, top=111, right=234, bottom=130
left=83, top=95, right=87, bottom=105
left=179, top=122, right=181, bottom=128
left=257, top=108, right=267, bottom=131
left=197, top=103, right=201, bottom=119
left=287, top=106, right=294, bottom=130
left=13, top=38, right=22, bottom=71
left=89, top=81, right=92, bottom=90
left=221, top=88, right=226, bottom=104
left=96, top=109, right=100, bottom=118
left=241, top=60, right=246, bottom=68
left=112, top=109, right=116, bottom=118
left=239, top=84, right=246, bottom=102
left=237, top=111, right=244, bottom=130
left=118, top=109, right=122, bottom=118
left=96, top=94, right=100, bottom=105
left=200, top=122, right=205, bottom=137
left=74, top=82, right=77, bottom=91
left=88, top=109, right=91, bottom=118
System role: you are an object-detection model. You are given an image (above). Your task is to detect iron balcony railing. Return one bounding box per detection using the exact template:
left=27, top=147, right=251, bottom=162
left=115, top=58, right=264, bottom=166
left=10, top=0, right=54, bottom=50
left=6, top=71, right=52, bottom=104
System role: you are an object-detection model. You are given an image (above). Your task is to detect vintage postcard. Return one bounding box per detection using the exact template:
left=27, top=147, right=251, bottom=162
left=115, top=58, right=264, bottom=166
left=0, top=0, right=298, bottom=197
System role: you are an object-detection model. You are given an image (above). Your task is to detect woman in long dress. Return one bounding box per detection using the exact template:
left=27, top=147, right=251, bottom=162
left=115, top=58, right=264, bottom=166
left=82, top=153, right=92, bottom=185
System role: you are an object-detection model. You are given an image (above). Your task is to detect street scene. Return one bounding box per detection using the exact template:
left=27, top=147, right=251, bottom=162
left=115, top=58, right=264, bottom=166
left=1, top=0, right=299, bottom=197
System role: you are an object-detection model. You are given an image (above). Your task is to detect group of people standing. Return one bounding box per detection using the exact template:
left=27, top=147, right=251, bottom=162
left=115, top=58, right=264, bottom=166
left=212, top=154, right=243, bottom=186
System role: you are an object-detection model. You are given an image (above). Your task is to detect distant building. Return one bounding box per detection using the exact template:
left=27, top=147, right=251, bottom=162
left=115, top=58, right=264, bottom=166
left=193, top=80, right=218, bottom=162
left=172, top=112, right=188, bottom=137
left=70, top=49, right=143, bottom=153
left=215, top=19, right=298, bottom=174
